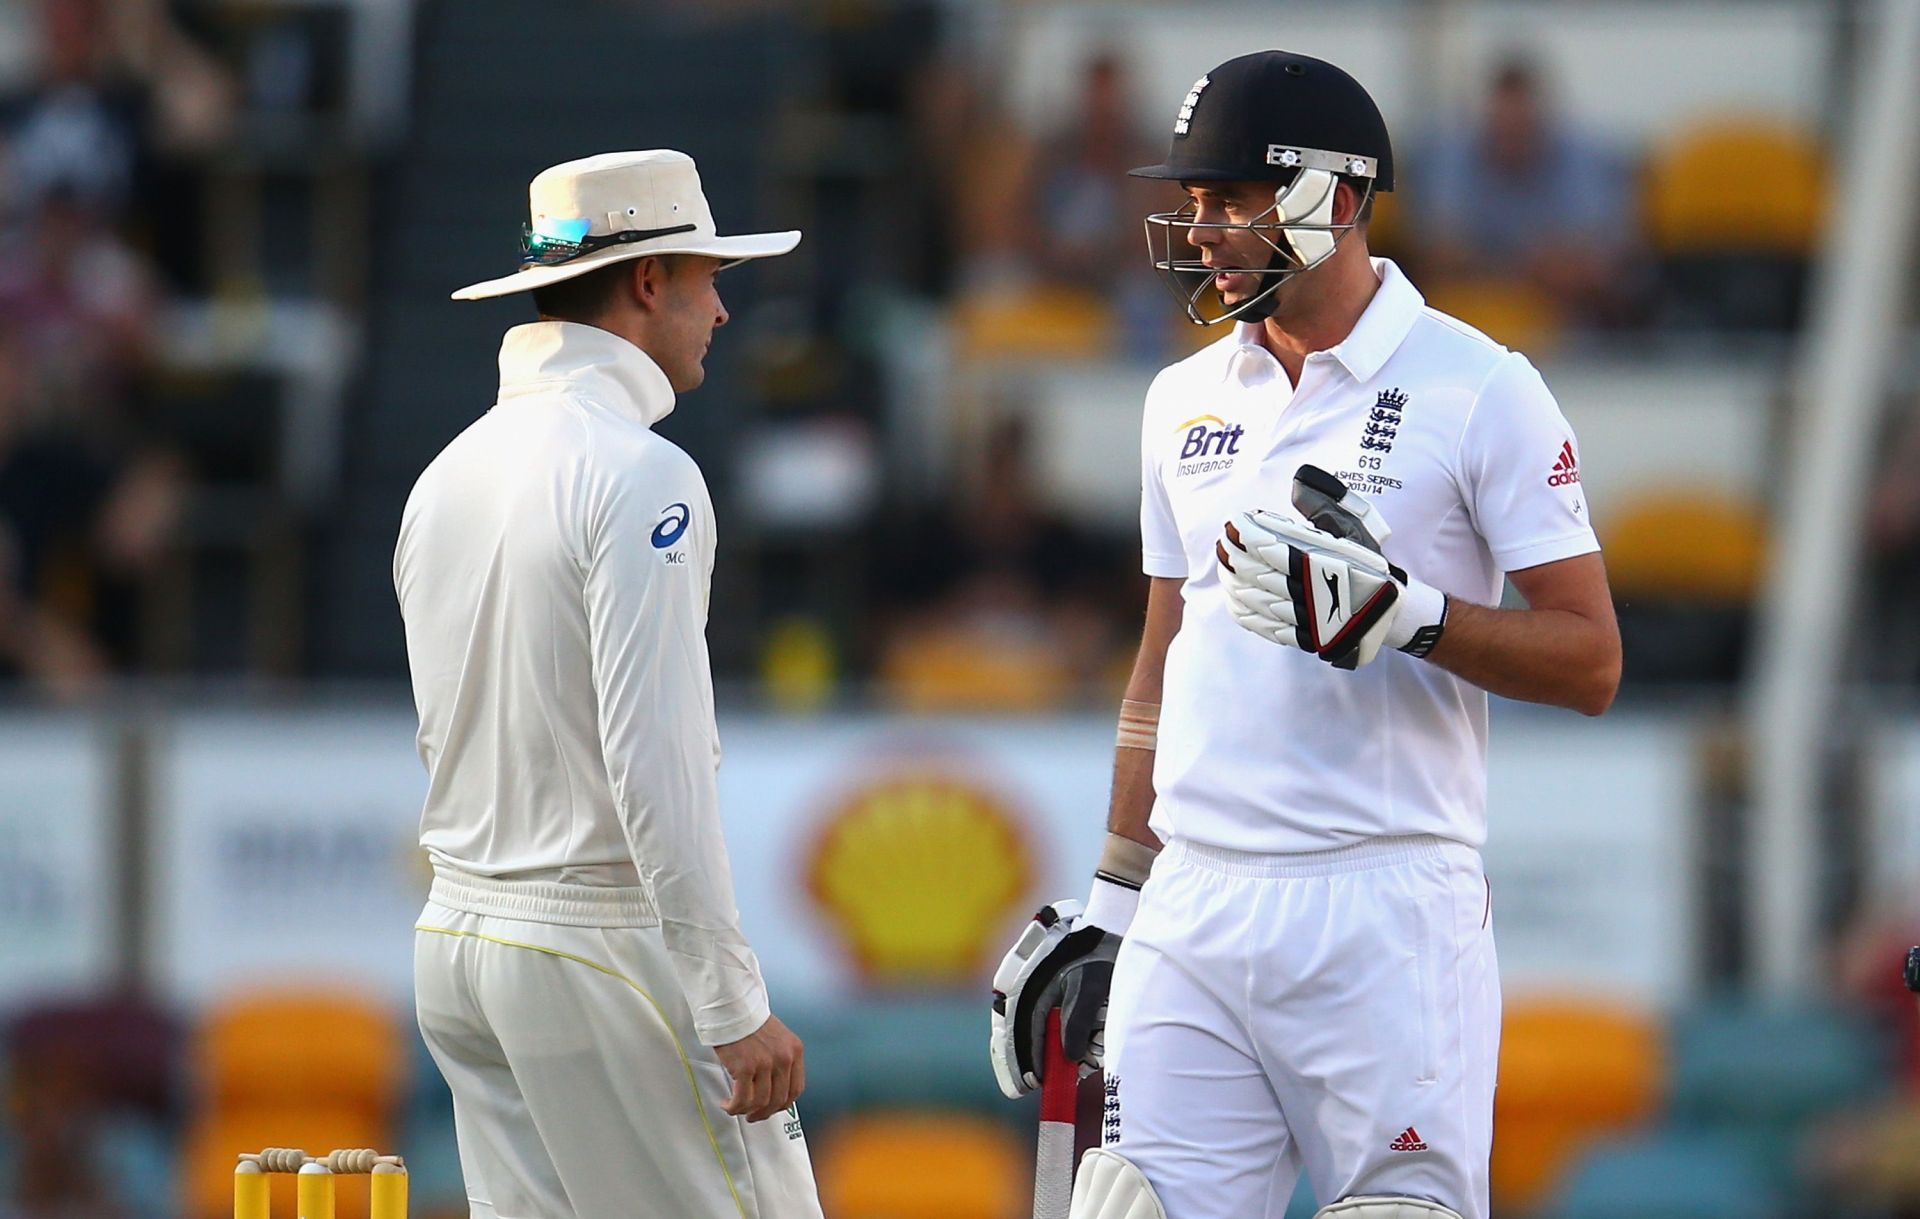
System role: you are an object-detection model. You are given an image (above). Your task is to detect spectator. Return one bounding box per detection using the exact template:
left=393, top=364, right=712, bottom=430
left=0, top=0, right=233, bottom=289
left=0, top=184, right=158, bottom=419
left=1801, top=913, right=1920, bottom=1216
left=0, top=189, right=186, bottom=688
left=1028, top=55, right=1156, bottom=289
left=1025, top=53, right=1166, bottom=352
left=1415, top=55, right=1640, bottom=329
left=875, top=416, right=1133, bottom=701
left=1, top=0, right=148, bottom=225
left=1867, top=394, right=1920, bottom=683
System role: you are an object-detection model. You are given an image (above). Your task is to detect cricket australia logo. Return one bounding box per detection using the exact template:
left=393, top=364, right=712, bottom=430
left=1174, top=75, right=1210, bottom=136
left=1361, top=387, right=1407, bottom=455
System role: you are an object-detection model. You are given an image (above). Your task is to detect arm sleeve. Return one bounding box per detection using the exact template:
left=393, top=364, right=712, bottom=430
left=1140, top=375, right=1187, bottom=578
left=1458, top=353, right=1602, bottom=573
left=582, top=452, right=770, bottom=1046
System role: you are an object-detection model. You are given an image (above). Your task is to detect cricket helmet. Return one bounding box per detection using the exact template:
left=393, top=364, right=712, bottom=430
left=1131, top=51, right=1393, bottom=324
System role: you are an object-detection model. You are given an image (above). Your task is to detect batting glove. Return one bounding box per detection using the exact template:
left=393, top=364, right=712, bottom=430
left=989, top=900, right=1117, bottom=1098
left=1216, top=465, right=1449, bottom=669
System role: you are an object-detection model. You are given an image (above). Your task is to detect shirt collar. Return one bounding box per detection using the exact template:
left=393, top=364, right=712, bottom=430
left=1220, top=257, right=1425, bottom=386
left=495, top=320, right=676, bottom=427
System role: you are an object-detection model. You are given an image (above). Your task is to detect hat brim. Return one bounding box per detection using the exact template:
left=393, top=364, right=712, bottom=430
left=451, top=229, right=801, bottom=301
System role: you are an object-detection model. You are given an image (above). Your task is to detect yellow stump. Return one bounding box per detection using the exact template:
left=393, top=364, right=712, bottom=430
left=234, top=1161, right=271, bottom=1219
left=370, top=1163, right=408, bottom=1219
left=297, top=1164, right=335, bottom=1219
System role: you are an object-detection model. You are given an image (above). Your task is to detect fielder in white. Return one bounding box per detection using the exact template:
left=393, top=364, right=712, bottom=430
left=992, top=52, right=1622, bottom=1219
left=395, top=151, right=824, bottom=1219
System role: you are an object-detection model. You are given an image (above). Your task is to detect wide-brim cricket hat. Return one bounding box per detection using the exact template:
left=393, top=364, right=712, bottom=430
left=451, top=149, right=801, bottom=301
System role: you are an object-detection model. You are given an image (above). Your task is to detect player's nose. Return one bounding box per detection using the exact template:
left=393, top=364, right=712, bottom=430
left=1186, top=221, right=1222, bottom=249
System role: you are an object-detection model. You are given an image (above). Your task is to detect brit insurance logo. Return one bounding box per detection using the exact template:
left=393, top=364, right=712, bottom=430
left=1175, top=414, right=1245, bottom=478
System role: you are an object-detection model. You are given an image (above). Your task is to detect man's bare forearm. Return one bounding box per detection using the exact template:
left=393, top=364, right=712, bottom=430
left=1107, top=576, right=1185, bottom=847
left=1108, top=741, right=1159, bottom=845
left=1423, top=556, right=1621, bottom=715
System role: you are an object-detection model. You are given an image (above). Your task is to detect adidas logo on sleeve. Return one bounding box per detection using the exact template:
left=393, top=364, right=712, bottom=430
left=1547, top=441, right=1581, bottom=487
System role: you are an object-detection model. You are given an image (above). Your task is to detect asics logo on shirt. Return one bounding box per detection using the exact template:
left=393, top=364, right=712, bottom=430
left=652, top=502, right=691, bottom=548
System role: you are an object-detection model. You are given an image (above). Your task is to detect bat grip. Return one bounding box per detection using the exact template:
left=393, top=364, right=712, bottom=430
left=1033, top=1009, right=1079, bottom=1219
left=1040, top=1008, right=1079, bottom=1123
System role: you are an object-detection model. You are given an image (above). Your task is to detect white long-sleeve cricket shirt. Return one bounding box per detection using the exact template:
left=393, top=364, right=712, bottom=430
left=394, top=320, right=768, bottom=1046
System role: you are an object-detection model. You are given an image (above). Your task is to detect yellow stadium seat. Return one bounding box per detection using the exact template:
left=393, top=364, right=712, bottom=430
left=1418, top=278, right=1564, bottom=355
left=951, top=285, right=1115, bottom=361
left=198, top=991, right=405, bottom=1112
left=1601, top=492, right=1767, bottom=603
left=815, top=1111, right=1027, bottom=1219
left=1493, top=998, right=1665, bottom=1211
left=880, top=628, right=1073, bottom=712
left=1644, top=119, right=1826, bottom=255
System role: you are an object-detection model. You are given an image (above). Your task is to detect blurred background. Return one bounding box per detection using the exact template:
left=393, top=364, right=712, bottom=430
left=1, top=0, right=1918, bottom=1217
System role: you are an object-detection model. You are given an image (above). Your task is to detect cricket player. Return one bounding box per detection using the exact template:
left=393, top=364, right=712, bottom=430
left=395, top=150, right=824, bottom=1219
left=991, top=52, right=1622, bottom=1219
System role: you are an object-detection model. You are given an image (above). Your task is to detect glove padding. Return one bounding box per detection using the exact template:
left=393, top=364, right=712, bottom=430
left=989, top=900, right=1118, bottom=1099
left=1216, top=465, right=1442, bottom=669
left=1291, top=461, right=1393, bottom=550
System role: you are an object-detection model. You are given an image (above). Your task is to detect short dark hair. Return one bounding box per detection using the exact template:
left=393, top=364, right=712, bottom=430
left=531, top=260, right=637, bottom=322
left=1341, top=176, right=1376, bottom=227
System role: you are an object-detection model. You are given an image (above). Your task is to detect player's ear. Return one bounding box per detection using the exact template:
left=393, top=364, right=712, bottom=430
left=1333, top=179, right=1366, bottom=228
left=631, top=256, right=666, bottom=312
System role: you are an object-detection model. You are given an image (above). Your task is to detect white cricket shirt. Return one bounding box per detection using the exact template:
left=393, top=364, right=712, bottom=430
left=394, top=321, right=768, bottom=1045
left=1142, top=259, right=1599, bottom=854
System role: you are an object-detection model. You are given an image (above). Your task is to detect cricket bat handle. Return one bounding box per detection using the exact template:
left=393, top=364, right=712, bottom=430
left=1033, top=1008, right=1079, bottom=1219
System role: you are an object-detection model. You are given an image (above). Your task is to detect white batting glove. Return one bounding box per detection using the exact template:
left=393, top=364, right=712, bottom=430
left=1215, top=466, right=1449, bottom=669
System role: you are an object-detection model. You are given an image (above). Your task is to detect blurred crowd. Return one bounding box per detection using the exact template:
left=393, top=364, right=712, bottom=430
left=0, top=0, right=232, bottom=699
left=0, top=0, right=1908, bottom=708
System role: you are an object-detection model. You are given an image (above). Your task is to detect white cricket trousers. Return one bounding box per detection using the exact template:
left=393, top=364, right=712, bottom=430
left=414, top=869, right=824, bottom=1219
left=1103, top=835, right=1499, bottom=1219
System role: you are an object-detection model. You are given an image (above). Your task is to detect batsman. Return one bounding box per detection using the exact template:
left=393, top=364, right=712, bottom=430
left=991, top=51, right=1621, bottom=1219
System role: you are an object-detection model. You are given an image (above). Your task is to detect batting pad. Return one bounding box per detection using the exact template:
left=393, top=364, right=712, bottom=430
left=1317, top=1196, right=1465, bottom=1219
left=1069, top=1149, right=1168, bottom=1219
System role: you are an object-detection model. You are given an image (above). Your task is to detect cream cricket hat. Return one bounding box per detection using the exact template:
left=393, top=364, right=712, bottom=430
left=451, top=149, right=800, bottom=301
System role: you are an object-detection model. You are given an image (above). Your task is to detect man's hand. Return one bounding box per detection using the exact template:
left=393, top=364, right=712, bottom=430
left=713, top=1013, right=804, bottom=1122
left=1215, top=465, right=1448, bottom=668
left=990, top=900, right=1119, bottom=1099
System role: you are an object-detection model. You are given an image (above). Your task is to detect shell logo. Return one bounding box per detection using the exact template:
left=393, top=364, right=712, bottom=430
left=805, top=771, right=1035, bottom=984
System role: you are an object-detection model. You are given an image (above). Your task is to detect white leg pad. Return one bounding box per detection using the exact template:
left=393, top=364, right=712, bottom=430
left=1069, top=1149, right=1169, bottom=1219
left=1317, top=1197, right=1465, bottom=1219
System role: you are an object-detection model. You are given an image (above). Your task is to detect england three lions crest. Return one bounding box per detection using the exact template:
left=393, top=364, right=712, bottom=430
left=1361, top=387, right=1407, bottom=454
